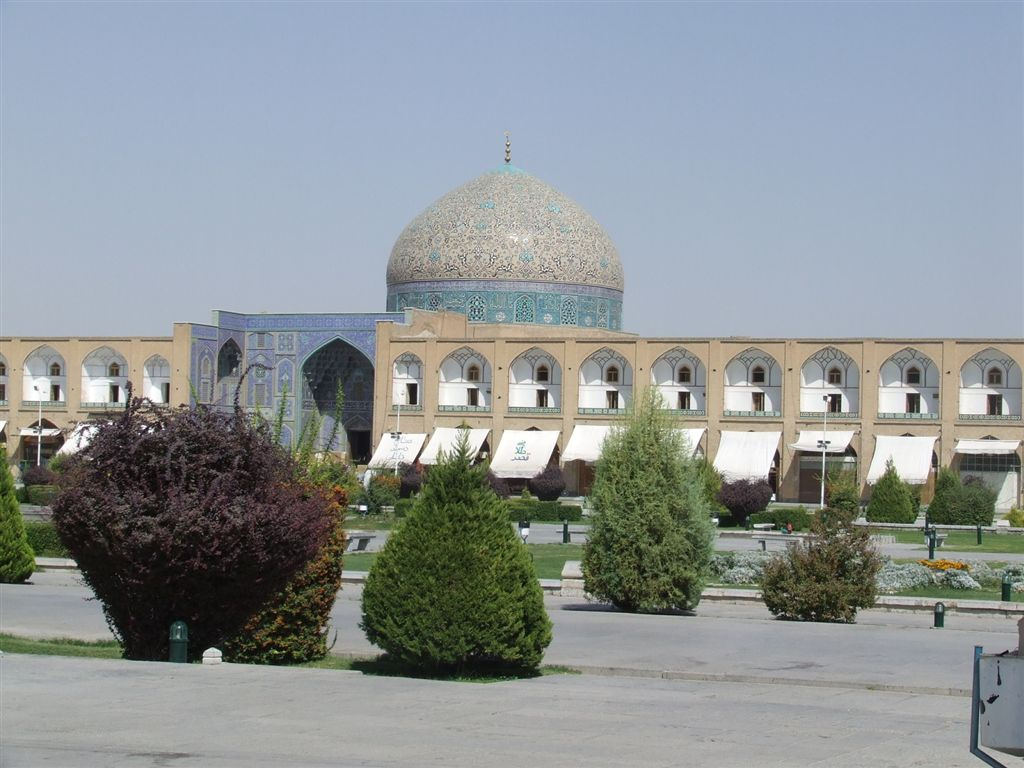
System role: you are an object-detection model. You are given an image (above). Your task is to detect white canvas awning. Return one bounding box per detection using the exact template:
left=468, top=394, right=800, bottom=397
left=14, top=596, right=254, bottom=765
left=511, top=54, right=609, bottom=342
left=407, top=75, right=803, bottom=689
left=419, top=427, right=491, bottom=465
left=562, top=426, right=703, bottom=464
left=562, top=425, right=611, bottom=463
left=866, top=435, right=937, bottom=485
left=713, top=431, right=781, bottom=482
left=490, top=430, right=560, bottom=479
left=367, top=432, right=426, bottom=469
left=954, top=439, right=1021, bottom=455
left=678, top=428, right=706, bottom=458
left=789, top=430, right=855, bottom=454
left=57, top=423, right=100, bottom=456
left=0, top=420, right=7, bottom=435
left=19, top=427, right=62, bottom=438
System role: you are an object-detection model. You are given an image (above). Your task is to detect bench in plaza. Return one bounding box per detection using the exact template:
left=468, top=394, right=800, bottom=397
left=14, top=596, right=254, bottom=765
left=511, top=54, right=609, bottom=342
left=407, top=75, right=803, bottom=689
left=752, top=532, right=809, bottom=552
left=346, top=531, right=376, bottom=552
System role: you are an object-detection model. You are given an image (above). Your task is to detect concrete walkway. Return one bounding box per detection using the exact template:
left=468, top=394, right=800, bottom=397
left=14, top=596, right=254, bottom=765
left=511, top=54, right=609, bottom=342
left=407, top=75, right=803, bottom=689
left=2, top=571, right=1021, bottom=767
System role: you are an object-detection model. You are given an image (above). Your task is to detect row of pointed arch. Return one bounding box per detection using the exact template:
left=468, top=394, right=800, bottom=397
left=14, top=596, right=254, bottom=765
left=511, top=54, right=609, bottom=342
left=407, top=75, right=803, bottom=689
left=2, top=345, right=172, bottom=403
left=393, top=345, right=1021, bottom=389
left=392, top=344, right=1022, bottom=415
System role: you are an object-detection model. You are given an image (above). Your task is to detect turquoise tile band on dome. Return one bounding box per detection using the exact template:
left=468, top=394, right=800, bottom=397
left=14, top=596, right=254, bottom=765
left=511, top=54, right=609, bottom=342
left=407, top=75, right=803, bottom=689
left=387, top=280, right=623, bottom=329
left=386, top=163, right=624, bottom=328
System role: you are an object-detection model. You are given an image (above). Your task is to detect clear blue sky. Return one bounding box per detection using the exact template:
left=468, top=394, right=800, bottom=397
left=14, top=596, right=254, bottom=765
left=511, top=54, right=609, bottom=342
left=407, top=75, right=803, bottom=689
left=2, top=1, right=1021, bottom=339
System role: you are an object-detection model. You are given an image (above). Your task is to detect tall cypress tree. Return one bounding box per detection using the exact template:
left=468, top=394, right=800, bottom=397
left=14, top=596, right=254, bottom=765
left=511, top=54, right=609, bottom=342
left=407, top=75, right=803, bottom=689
left=0, top=447, right=35, bottom=583
left=866, top=459, right=916, bottom=523
left=361, top=433, right=551, bottom=673
left=582, top=387, right=716, bottom=612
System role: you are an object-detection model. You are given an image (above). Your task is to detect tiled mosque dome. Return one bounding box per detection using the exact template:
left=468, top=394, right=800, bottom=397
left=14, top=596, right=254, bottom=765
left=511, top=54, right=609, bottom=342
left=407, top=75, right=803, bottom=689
left=385, top=162, right=624, bottom=329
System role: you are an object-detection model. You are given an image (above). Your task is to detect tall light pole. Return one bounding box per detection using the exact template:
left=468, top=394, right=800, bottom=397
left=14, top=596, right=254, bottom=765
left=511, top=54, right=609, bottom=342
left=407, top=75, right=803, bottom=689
left=392, top=398, right=402, bottom=477
left=33, top=385, right=43, bottom=467
left=818, top=394, right=830, bottom=509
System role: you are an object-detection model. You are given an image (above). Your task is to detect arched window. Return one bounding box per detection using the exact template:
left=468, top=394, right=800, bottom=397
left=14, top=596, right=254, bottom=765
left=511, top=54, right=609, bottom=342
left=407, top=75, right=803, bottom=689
left=49, top=363, right=62, bottom=377
left=751, top=366, right=765, bottom=384
left=468, top=295, right=486, bottom=322
left=906, top=366, right=921, bottom=385
left=987, top=367, right=1003, bottom=386
left=0, top=363, right=6, bottom=376
left=108, top=362, right=121, bottom=377
left=606, top=365, right=620, bottom=384
left=514, top=295, right=535, bottom=324
left=677, top=366, right=691, bottom=384
left=466, top=364, right=481, bottom=382
left=536, top=364, right=549, bottom=383
left=560, top=296, right=578, bottom=326
left=827, top=367, right=842, bottom=385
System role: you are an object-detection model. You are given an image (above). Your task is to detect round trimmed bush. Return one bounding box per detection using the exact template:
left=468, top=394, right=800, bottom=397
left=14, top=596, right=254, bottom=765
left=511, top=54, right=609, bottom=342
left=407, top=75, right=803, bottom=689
left=52, top=399, right=333, bottom=660
left=528, top=465, right=566, bottom=501
left=361, top=439, right=551, bottom=674
left=761, top=509, right=882, bottom=622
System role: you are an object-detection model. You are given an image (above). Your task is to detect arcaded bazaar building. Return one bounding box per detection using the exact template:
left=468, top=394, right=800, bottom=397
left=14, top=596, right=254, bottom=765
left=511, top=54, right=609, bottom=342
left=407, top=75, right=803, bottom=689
left=2, top=156, right=1021, bottom=509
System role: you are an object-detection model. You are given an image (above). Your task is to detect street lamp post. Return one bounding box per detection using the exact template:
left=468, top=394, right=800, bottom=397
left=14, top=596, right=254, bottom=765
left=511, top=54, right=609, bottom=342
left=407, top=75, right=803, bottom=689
left=392, top=400, right=402, bottom=477
left=33, top=385, right=43, bottom=467
left=818, top=394, right=830, bottom=509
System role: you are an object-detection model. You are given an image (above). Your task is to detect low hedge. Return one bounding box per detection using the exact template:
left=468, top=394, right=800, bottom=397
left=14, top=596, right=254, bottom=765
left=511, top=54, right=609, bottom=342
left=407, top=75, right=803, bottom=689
left=506, top=499, right=581, bottom=522
left=24, top=520, right=68, bottom=557
left=26, top=485, right=58, bottom=506
left=390, top=496, right=583, bottom=522
left=750, top=507, right=813, bottom=532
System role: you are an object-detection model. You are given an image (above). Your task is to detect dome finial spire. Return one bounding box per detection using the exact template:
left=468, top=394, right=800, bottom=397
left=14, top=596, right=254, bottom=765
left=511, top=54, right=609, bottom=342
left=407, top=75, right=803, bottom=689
left=504, top=132, right=511, bottom=164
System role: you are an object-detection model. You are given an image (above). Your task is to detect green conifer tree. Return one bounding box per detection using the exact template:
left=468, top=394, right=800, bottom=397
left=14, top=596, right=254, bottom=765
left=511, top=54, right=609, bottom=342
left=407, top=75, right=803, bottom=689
left=0, top=448, right=35, bottom=583
left=865, top=459, right=916, bottom=523
left=360, top=433, right=551, bottom=673
left=582, top=388, right=716, bottom=612
left=926, top=466, right=960, bottom=522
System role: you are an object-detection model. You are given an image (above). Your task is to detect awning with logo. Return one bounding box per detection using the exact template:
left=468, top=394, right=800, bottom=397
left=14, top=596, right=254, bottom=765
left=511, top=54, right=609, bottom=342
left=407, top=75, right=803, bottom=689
left=367, top=432, right=427, bottom=469
left=562, top=426, right=704, bottom=464
left=419, top=427, right=491, bottom=465
left=713, top=431, right=782, bottom=482
left=789, top=430, right=855, bottom=454
left=490, top=430, right=560, bottom=479
left=866, top=435, right=937, bottom=485
left=953, top=439, right=1021, bottom=455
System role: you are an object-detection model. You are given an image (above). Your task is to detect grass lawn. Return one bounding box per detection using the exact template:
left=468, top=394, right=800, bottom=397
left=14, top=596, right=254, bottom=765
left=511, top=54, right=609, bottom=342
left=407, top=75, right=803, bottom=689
left=0, top=633, right=575, bottom=680
left=892, top=586, right=1010, bottom=601
left=886, top=529, right=1024, bottom=554
left=345, top=542, right=584, bottom=580
left=0, top=634, right=122, bottom=658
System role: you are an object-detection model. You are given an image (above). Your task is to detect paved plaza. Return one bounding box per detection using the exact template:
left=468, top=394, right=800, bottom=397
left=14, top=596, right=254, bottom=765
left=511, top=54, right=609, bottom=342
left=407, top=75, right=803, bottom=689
left=2, top=565, right=1022, bottom=767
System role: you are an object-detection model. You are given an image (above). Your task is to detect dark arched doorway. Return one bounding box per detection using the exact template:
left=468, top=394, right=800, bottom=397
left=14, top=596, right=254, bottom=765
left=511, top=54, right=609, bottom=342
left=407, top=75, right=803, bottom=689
left=300, top=339, right=374, bottom=463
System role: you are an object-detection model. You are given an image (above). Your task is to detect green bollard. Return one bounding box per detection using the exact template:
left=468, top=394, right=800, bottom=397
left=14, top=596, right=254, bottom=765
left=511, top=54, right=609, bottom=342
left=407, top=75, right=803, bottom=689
left=562, top=520, right=570, bottom=544
left=976, top=525, right=983, bottom=545
left=1002, top=574, right=1012, bottom=602
left=169, top=620, right=189, bottom=663
left=933, top=602, right=945, bottom=628
left=927, top=528, right=936, bottom=561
